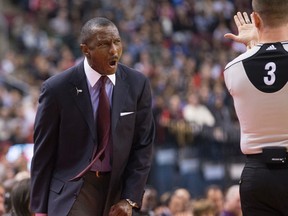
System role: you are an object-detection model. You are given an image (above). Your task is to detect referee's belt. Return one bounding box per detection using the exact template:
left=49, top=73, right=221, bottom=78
left=247, top=147, right=288, bottom=164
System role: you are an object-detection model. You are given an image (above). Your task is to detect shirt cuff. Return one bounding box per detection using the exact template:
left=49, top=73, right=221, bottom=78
left=125, top=199, right=139, bottom=208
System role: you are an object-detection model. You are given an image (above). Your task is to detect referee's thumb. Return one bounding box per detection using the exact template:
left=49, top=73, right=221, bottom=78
left=224, top=33, right=237, bottom=41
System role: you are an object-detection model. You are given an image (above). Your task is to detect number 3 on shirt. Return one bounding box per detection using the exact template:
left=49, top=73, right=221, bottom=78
left=264, top=62, right=276, bottom=86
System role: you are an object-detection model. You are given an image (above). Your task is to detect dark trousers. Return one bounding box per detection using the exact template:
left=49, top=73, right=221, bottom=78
left=240, top=156, right=288, bottom=216
left=68, top=171, right=110, bottom=216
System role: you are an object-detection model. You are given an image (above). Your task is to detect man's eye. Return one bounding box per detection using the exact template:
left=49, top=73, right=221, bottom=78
left=99, top=42, right=110, bottom=47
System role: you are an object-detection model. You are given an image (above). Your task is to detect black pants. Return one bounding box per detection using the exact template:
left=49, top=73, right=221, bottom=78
left=68, top=171, right=110, bottom=216
left=240, top=156, right=288, bottom=216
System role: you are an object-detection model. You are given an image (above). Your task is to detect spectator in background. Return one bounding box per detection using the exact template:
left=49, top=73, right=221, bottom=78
left=153, top=191, right=172, bottom=216
left=48, top=8, right=71, bottom=39
left=220, top=185, right=242, bottom=216
left=182, top=91, right=216, bottom=162
left=183, top=91, right=215, bottom=129
left=205, top=185, right=224, bottom=216
left=138, top=185, right=158, bottom=215
left=168, top=188, right=192, bottom=215
left=3, top=171, right=31, bottom=216
left=10, top=178, right=32, bottom=216
left=153, top=94, right=183, bottom=196
left=192, top=198, right=216, bottom=216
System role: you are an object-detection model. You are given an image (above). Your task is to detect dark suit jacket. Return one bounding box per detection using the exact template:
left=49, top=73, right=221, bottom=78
left=30, top=61, right=155, bottom=215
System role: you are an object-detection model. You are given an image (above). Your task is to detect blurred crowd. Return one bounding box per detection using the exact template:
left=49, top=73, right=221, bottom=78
left=0, top=0, right=251, bottom=215
left=0, top=176, right=242, bottom=216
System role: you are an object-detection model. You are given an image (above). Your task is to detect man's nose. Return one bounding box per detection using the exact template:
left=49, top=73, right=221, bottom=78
left=109, top=43, right=117, bottom=54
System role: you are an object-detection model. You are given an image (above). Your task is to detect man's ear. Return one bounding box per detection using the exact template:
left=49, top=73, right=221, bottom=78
left=252, top=12, right=261, bottom=29
left=80, top=44, right=90, bottom=57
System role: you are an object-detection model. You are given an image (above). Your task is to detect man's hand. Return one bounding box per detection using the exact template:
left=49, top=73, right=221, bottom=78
left=224, top=12, right=259, bottom=49
left=109, top=199, right=133, bottom=216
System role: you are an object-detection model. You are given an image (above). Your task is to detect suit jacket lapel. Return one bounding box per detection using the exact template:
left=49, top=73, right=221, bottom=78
left=69, top=62, right=96, bottom=140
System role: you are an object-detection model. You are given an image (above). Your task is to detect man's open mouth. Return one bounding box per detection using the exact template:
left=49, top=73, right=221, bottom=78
left=109, top=60, right=117, bottom=66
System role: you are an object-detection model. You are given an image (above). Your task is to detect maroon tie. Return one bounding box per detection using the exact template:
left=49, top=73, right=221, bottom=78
left=70, top=76, right=111, bottom=181
left=96, top=76, right=111, bottom=160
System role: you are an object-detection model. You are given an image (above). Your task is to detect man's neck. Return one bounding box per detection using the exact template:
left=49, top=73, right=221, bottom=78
left=259, top=25, right=288, bottom=43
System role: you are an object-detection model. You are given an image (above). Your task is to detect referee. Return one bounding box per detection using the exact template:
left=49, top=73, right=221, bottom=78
left=224, top=1, right=288, bottom=215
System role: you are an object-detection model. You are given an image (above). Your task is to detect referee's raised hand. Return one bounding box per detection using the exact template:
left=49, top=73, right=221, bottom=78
left=224, top=12, right=259, bottom=49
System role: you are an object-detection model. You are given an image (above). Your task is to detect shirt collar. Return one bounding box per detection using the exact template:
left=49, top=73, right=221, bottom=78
left=84, top=57, right=116, bottom=87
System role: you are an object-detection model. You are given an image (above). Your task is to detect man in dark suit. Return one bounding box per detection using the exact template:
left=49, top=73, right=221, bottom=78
left=30, top=17, right=155, bottom=216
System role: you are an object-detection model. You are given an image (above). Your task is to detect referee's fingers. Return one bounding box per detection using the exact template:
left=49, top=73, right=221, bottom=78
left=234, top=13, right=242, bottom=28
left=243, top=12, right=251, bottom=24
left=236, top=11, right=246, bottom=25
left=250, top=12, right=256, bottom=24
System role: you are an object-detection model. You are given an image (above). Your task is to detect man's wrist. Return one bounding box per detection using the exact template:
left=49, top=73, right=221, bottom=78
left=125, top=199, right=139, bottom=208
left=246, top=40, right=257, bottom=49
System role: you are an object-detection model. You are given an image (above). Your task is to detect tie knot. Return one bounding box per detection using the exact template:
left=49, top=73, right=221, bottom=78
left=100, top=76, right=108, bottom=85
left=98, top=76, right=108, bottom=92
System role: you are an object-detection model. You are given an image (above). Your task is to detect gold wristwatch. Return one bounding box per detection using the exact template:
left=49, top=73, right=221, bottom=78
left=126, top=199, right=139, bottom=208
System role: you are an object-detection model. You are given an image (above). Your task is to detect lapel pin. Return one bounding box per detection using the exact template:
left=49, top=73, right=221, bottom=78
left=76, top=87, right=83, bottom=95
